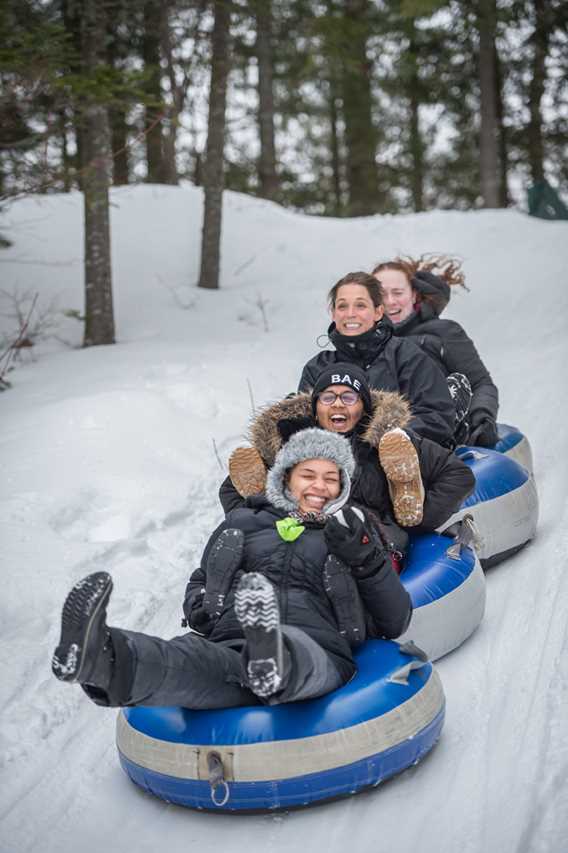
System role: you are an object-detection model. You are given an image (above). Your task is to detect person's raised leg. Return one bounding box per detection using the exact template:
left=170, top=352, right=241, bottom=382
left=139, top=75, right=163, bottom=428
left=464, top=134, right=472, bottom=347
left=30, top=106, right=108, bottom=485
left=52, top=572, right=257, bottom=709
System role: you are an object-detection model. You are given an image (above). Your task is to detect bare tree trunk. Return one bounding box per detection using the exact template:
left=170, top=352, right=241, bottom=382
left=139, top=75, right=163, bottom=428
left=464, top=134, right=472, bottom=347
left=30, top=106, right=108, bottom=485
left=477, top=0, right=500, bottom=207
left=254, top=0, right=279, bottom=200
left=341, top=0, right=379, bottom=216
left=143, top=0, right=165, bottom=183
left=107, top=3, right=130, bottom=186
left=494, top=42, right=509, bottom=207
left=407, top=20, right=424, bottom=212
left=160, top=0, right=189, bottom=186
left=329, top=70, right=343, bottom=216
left=82, top=0, right=115, bottom=347
left=59, top=109, right=73, bottom=192
left=198, top=0, right=230, bottom=291
left=62, top=0, right=85, bottom=190
left=109, top=104, right=130, bottom=186
left=527, top=0, right=549, bottom=184
left=161, top=107, right=179, bottom=186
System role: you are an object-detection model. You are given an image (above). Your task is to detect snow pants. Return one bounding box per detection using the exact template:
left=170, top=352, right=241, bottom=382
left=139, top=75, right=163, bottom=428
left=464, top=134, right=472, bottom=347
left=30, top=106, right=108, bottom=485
left=86, top=625, right=344, bottom=709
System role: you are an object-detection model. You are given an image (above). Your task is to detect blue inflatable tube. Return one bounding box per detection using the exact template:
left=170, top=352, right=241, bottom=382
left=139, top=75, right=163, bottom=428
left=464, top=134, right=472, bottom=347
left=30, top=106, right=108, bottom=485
left=396, top=532, right=485, bottom=661
left=494, top=423, right=534, bottom=474
left=116, top=640, right=445, bottom=811
left=442, top=442, right=538, bottom=568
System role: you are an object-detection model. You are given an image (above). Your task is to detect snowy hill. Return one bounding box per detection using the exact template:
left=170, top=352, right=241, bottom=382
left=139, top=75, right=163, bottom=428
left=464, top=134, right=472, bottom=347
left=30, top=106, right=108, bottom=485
left=1, top=185, right=567, bottom=853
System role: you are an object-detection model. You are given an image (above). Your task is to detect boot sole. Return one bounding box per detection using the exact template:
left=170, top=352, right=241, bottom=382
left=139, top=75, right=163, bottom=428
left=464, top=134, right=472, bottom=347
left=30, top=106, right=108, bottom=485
left=379, top=429, right=425, bottom=526
left=229, top=447, right=267, bottom=497
left=235, top=573, right=283, bottom=697
left=52, top=572, right=113, bottom=683
left=203, top=528, right=245, bottom=618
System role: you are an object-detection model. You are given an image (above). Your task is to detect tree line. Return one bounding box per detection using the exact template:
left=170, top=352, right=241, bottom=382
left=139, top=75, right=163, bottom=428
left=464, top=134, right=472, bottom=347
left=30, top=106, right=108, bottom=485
left=0, top=0, right=565, bottom=345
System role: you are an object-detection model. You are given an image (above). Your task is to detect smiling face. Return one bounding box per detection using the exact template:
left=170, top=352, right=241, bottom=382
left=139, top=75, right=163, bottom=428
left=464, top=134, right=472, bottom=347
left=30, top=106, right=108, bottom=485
left=331, top=283, right=384, bottom=336
left=287, top=458, right=341, bottom=514
left=315, top=384, right=364, bottom=434
left=374, top=269, right=416, bottom=324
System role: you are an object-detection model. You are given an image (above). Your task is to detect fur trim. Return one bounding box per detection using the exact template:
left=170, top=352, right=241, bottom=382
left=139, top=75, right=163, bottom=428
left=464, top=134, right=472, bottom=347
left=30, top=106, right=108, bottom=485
left=248, top=390, right=411, bottom=463
left=362, top=391, right=411, bottom=448
left=249, top=393, right=313, bottom=466
left=265, top=428, right=354, bottom=514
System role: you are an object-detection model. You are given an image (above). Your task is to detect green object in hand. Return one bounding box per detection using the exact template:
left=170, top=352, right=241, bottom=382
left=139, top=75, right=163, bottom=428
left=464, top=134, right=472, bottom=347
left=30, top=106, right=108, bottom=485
left=276, top=517, right=305, bottom=542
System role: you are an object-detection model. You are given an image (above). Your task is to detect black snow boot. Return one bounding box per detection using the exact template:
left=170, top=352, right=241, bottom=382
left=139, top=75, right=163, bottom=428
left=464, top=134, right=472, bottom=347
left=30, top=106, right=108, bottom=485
left=52, top=571, right=114, bottom=690
left=202, top=528, right=245, bottom=619
left=235, top=572, right=285, bottom=699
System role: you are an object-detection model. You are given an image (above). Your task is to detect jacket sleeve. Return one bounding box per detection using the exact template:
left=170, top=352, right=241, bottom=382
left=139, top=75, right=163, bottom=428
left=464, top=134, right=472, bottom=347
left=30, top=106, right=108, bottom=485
left=408, top=432, right=476, bottom=532
left=219, top=475, right=246, bottom=514
left=394, top=339, right=456, bottom=445
left=356, top=561, right=412, bottom=639
left=437, top=321, right=499, bottom=424
left=182, top=519, right=229, bottom=634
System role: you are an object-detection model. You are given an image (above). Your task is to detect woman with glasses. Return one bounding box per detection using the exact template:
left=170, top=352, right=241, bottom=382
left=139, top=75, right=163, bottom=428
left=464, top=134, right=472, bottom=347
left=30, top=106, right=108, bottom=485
left=297, top=271, right=456, bottom=448
left=221, top=364, right=475, bottom=567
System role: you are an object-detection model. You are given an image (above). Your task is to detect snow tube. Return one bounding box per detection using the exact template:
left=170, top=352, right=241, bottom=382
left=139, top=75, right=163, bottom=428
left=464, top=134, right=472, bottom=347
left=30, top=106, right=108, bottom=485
left=443, top=446, right=538, bottom=568
left=116, top=640, right=444, bottom=812
left=397, top=533, right=485, bottom=661
left=494, top=423, right=534, bottom=474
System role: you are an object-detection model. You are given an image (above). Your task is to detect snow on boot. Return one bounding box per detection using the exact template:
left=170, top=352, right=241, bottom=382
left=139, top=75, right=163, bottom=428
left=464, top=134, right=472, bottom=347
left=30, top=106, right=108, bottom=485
left=228, top=446, right=267, bottom=497
left=52, top=571, right=113, bottom=686
left=378, top=428, right=425, bottom=527
left=234, top=572, right=284, bottom=698
left=202, top=528, right=245, bottom=619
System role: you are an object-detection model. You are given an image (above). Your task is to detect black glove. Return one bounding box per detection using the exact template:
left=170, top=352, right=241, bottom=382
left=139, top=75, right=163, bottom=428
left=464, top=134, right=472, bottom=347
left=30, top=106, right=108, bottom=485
left=469, top=416, right=498, bottom=448
left=277, top=416, right=315, bottom=444
left=411, top=271, right=451, bottom=312
left=324, top=507, right=386, bottom=578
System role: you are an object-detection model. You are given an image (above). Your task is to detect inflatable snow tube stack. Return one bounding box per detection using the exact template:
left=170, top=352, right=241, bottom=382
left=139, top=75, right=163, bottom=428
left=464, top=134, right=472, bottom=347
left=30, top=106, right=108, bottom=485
left=444, top=444, right=538, bottom=568
left=116, top=640, right=445, bottom=811
left=397, top=532, right=485, bottom=661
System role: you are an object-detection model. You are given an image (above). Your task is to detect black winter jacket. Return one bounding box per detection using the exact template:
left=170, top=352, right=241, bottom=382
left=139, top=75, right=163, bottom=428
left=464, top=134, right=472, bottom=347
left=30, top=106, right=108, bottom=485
left=298, top=321, right=455, bottom=446
left=390, top=305, right=499, bottom=436
left=219, top=390, right=475, bottom=558
left=184, top=497, right=412, bottom=683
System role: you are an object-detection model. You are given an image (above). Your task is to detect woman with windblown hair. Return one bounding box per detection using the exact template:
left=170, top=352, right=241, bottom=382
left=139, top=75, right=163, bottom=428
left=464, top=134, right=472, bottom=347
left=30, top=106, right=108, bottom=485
left=372, top=256, right=499, bottom=448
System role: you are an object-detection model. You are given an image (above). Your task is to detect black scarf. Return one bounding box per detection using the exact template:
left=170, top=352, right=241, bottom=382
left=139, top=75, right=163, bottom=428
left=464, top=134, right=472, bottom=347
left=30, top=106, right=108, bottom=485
left=329, top=320, right=392, bottom=366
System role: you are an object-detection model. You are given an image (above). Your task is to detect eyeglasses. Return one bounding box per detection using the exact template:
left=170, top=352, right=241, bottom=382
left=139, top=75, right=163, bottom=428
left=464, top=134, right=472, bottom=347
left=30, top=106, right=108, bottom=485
left=318, top=390, right=360, bottom=406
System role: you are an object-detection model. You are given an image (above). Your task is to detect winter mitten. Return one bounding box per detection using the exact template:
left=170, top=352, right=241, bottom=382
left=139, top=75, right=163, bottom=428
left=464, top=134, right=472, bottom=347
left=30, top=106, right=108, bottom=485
left=276, top=416, right=315, bottom=444
left=411, top=270, right=451, bottom=302
left=52, top=572, right=114, bottom=690
left=228, top=446, right=267, bottom=496
left=324, top=506, right=386, bottom=578
left=378, top=428, right=425, bottom=526
left=469, top=417, right=499, bottom=448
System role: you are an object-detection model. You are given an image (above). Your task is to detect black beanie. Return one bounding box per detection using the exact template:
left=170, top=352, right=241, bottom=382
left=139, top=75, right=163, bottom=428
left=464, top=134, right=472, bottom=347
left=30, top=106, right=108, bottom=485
left=311, top=362, right=373, bottom=416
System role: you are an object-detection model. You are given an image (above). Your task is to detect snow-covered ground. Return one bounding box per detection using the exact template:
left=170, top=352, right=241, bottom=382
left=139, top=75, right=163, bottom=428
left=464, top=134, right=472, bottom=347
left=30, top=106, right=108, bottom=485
left=1, top=185, right=567, bottom=853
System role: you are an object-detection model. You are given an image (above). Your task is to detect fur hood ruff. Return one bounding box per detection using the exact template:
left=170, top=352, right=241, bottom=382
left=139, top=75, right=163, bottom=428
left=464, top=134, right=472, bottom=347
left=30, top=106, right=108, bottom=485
left=248, top=390, right=411, bottom=466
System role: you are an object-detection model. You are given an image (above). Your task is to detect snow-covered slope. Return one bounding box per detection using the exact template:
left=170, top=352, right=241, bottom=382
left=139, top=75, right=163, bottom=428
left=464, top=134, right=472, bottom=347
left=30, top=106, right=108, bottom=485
left=1, top=185, right=567, bottom=853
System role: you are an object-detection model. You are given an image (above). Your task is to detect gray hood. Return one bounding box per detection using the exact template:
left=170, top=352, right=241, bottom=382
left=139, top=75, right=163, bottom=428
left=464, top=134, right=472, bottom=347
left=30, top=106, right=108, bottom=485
left=265, top=428, right=355, bottom=515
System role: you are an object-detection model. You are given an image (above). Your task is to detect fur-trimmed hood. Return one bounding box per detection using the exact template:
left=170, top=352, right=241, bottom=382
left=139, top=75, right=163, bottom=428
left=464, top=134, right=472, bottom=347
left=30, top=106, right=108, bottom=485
left=248, top=389, right=411, bottom=466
